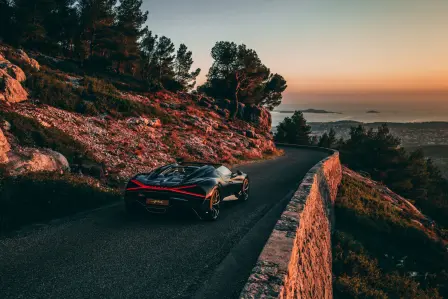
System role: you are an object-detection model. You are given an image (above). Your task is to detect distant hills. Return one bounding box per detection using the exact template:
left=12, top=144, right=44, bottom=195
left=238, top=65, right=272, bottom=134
left=275, top=109, right=341, bottom=114
left=309, top=120, right=448, bottom=128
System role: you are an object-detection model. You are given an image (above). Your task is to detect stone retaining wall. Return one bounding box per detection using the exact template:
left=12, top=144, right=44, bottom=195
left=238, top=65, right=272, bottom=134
left=240, top=148, right=342, bottom=298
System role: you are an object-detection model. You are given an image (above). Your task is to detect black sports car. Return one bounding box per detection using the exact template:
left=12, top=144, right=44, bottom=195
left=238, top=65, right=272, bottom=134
left=124, top=161, right=250, bottom=220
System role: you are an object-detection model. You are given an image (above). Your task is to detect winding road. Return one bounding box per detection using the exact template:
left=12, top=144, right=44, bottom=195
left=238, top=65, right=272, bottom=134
left=0, top=147, right=328, bottom=299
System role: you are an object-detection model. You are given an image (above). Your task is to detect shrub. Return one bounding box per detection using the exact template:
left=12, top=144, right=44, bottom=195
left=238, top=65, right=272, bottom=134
left=26, top=71, right=84, bottom=112
left=0, top=170, right=120, bottom=233
left=333, top=174, right=448, bottom=298
left=0, top=111, right=90, bottom=163
left=333, top=232, right=441, bottom=299
left=25, top=71, right=169, bottom=120
left=83, top=76, right=119, bottom=96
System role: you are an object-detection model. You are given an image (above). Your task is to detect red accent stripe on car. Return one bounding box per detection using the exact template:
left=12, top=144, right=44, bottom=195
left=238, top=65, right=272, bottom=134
left=126, top=180, right=205, bottom=198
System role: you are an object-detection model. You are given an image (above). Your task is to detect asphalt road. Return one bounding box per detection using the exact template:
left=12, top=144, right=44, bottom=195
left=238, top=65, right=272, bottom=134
left=0, top=147, right=328, bottom=299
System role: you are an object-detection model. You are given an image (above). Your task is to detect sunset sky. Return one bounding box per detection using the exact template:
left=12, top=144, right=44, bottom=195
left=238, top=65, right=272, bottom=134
left=142, top=0, right=448, bottom=101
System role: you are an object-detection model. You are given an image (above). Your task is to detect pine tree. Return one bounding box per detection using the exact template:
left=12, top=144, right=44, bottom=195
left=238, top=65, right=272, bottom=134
left=319, top=128, right=337, bottom=148
left=139, top=29, right=159, bottom=88
left=14, top=0, right=55, bottom=48
left=259, top=73, right=287, bottom=110
left=274, top=111, right=311, bottom=145
left=0, top=0, right=13, bottom=43
left=139, top=33, right=176, bottom=90
left=174, top=44, right=200, bottom=90
left=328, top=128, right=337, bottom=147
left=114, top=0, right=148, bottom=74
left=155, top=36, right=175, bottom=84
left=78, top=0, right=117, bottom=64
left=199, top=41, right=284, bottom=116
left=318, top=132, right=330, bottom=148
left=46, top=0, right=79, bottom=55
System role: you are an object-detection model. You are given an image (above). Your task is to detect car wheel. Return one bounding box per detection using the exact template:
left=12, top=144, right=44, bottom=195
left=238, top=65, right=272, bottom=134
left=203, top=188, right=221, bottom=221
left=238, top=179, right=250, bottom=201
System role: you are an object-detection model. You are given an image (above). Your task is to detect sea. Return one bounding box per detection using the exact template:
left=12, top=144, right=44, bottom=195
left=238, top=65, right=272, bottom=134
left=272, top=98, right=448, bottom=128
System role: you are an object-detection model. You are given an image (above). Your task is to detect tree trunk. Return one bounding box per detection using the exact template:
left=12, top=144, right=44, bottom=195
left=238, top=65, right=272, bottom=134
left=232, top=87, right=239, bottom=120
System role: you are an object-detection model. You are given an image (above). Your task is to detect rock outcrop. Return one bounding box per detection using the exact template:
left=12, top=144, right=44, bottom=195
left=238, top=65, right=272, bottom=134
left=6, top=49, right=40, bottom=71
left=244, top=105, right=272, bottom=132
left=6, top=148, right=70, bottom=176
left=0, top=60, right=27, bottom=82
left=0, top=53, right=29, bottom=103
left=0, top=70, right=29, bottom=103
left=0, top=128, right=10, bottom=164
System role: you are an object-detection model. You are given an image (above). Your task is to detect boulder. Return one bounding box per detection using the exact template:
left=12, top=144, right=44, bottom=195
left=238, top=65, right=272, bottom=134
left=2, top=120, right=11, bottom=131
left=148, top=118, right=162, bottom=128
left=0, top=70, right=29, bottom=103
left=0, top=60, right=26, bottom=82
left=127, top=116, right=150, bottom=126
left=0, top=128, right=10, bottom=164
left=71, top=160, right=107, bottom=180
left=7, top=148, right=70, bottom=176
left=29, top=58, right=40, bottom=71
left=6, top=49, right=40, bottom=71
left=243, top=105, right=272, bottom=132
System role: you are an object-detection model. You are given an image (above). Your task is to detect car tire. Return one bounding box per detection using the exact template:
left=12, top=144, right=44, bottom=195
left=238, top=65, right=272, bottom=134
left=238, top=179, right=250, bottom=202
left=202, top=188, right=221, bottom=221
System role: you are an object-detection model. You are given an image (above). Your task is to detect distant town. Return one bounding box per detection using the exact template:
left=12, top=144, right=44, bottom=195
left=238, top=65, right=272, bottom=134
left=310, top=121, right=448, bottom=178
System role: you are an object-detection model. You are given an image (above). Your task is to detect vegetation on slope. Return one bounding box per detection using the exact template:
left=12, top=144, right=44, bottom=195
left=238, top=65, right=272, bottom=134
left=0, top=110, right=90, bottom=163
left=275, top=113, right=448, bottom=229
left=0, top=0, right=287, bottom=115
left=333, top=173, right=448, bottom=299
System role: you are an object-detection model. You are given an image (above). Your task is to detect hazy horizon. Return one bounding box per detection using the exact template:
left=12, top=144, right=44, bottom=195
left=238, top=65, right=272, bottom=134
left=272, top=90, right=448, bottom=125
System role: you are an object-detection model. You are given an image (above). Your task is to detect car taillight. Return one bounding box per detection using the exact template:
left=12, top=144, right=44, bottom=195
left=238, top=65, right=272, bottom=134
left=126, top=180, right=205, bottom=198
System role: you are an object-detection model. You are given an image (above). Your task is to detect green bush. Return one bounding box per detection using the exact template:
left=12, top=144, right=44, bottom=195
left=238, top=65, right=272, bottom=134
left=0, top=170, right=120, bottom=233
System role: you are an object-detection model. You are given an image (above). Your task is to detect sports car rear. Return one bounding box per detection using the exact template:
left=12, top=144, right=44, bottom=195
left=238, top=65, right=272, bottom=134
left=124, top=179, right=209, bottom=214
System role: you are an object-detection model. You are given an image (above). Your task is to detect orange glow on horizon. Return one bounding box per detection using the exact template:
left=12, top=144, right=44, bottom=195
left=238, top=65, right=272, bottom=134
left=286, top=72, right=448, bottom=93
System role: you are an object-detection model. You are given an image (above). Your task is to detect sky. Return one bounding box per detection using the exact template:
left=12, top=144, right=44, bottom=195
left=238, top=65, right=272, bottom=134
left=142, top=0, right=448, bottom=104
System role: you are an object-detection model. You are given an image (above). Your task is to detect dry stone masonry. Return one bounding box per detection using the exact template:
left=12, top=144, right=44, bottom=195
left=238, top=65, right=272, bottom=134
left=240, top=148, right=342, bottom=299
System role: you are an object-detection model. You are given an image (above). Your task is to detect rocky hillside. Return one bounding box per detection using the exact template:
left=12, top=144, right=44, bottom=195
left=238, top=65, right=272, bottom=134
left=333, top=167, right=448, bottom=298
left=0, top=45, right=279, bottom=185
